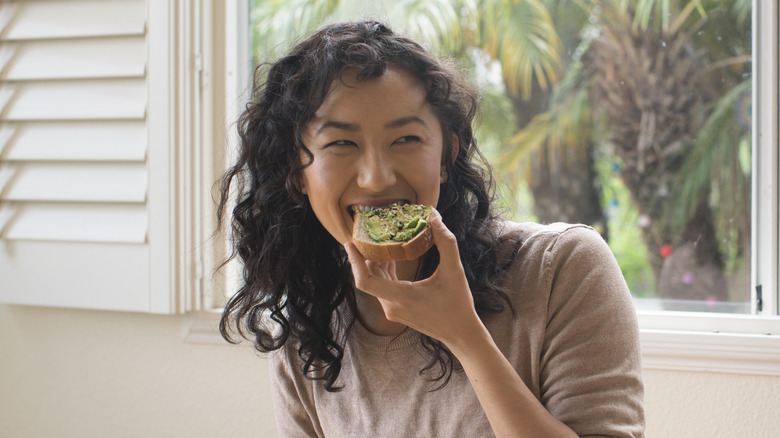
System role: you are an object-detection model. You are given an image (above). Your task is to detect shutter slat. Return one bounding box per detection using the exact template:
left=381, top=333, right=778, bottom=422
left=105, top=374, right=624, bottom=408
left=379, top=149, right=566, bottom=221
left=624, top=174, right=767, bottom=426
left=0, top=240, right=150, bottom=311
left=0, top=163, right=147, bottom=202
left=1, top=37, right=146, bottom=80
left=0, top=79, right=146, bottom=121
left=0, top=0, right=145, bottom=41
left=0, top=203, right=147, bottom=243
left=0, top=121, right=146, bottom=162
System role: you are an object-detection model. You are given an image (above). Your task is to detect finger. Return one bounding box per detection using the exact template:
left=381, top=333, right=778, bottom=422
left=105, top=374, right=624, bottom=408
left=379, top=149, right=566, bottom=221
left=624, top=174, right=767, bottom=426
left=365, top=259, right=398, bottom=281
left=429, top=215, right=462, bottom=269
left=343, top=243, right=402, bottom=300
left=344, top=242, right=369, bottom=277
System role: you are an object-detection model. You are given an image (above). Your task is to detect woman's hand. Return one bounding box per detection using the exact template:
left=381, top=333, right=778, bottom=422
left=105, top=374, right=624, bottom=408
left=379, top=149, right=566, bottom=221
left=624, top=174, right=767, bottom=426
left=345, top=216, right=577, bottom=437
left=344, top=215, right=482, bottom=347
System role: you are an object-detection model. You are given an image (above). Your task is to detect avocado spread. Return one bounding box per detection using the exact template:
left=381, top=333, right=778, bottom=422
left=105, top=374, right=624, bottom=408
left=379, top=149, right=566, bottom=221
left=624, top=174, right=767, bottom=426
left=360, top=204, right=431, bottom=243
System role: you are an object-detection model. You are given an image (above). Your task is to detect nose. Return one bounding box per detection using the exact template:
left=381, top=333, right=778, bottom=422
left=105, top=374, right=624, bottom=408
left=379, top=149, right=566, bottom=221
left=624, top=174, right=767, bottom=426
left=356, top=149, right=396, bottom=192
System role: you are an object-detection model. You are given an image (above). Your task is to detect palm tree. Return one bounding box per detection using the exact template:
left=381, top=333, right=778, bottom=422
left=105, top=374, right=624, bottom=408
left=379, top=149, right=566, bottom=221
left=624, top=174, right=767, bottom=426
left=249, top=0, right=752, bottom=305
left=508, top=0, right=752, bottom=305
left=250, top=0, right=467, bottom=59
left=249, top=0, right=611, bottom=228
left=474, top=1, right=609, bottom=234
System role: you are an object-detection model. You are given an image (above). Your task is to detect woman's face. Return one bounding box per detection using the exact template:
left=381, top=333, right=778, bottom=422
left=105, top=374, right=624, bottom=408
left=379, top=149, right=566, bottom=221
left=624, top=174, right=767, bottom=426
left=300, top=67, right=451, bottom=245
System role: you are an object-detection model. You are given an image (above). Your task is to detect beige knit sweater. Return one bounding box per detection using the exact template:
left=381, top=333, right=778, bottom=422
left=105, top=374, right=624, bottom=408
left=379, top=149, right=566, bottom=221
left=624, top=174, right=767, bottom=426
left=269, top=222, right=645, bottom=437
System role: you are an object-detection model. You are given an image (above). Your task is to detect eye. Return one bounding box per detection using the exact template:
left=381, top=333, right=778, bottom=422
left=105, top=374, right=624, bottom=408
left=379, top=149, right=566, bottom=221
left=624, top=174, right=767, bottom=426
left=393, top=135, right=421, bottom=145
left=324, top=139, right=357, bottom=148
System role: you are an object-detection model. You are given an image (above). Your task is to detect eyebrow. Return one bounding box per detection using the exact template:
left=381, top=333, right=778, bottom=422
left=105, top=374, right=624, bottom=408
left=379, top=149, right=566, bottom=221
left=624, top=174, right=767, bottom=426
left=384, top=115, right=428, bottom=130
left=315, top=115, right=429, bottom=135
left=316, top=120, right=360, bottom=134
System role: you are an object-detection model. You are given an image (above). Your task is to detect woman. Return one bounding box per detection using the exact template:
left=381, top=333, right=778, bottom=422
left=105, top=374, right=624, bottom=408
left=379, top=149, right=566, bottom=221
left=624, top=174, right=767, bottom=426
left=218, top=20, right=644, bottom=437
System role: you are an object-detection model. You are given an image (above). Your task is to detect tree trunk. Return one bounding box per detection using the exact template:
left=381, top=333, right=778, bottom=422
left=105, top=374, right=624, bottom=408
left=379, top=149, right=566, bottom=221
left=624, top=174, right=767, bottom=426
left=525, top=142, right=608, bottom=239
left=581, top=17, right=728, bottom=304
left=506, top=84, right=608, bottom=239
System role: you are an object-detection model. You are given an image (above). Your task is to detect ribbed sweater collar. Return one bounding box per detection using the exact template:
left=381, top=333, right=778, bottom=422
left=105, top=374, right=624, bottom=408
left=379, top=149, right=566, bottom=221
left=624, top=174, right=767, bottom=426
left=341, top=303, right=420, bottom=352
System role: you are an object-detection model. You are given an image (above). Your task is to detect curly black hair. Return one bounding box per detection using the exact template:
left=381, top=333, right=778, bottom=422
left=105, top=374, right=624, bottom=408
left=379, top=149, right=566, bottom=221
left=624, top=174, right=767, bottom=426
left=217, top=20, right=516, bottom=392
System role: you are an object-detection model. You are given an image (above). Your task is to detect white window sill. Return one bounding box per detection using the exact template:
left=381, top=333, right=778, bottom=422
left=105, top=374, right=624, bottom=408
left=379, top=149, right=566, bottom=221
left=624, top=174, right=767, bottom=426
left=184, top=310, right=780, bottom=376
left=639, top=329, right=780, bottom=375
left=637, top=309, right=780, bottom=376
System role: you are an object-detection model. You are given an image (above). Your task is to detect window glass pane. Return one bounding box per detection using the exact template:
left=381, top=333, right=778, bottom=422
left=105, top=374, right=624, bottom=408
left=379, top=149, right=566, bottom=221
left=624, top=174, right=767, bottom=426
left=248, top=0, right=753, bottom=314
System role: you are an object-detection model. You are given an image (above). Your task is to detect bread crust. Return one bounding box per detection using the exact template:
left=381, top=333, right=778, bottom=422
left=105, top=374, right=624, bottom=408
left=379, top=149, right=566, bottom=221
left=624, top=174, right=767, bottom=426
left=352, top=207, right=438, bottom=262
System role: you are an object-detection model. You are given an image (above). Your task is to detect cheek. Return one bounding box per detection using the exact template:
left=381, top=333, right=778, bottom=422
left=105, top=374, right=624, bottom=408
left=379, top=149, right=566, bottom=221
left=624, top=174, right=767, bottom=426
left=422, top=161, right=443, bottom=186
left=302, top=160, right=337, bottom=188
left=402, top=152, right=444, bottom=201
left=300, top=160, right=350, bottom=213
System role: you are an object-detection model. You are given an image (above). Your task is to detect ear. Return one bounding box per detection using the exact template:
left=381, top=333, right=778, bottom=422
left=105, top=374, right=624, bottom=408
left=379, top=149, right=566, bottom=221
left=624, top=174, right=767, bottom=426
left=440, top=134, right=459, bottom=183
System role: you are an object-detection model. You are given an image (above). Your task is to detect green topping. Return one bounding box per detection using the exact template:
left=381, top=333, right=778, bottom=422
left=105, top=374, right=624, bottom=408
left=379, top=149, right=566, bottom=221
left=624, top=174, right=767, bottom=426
left=366, top=216, right=393, bottom=241
left=359, top=204, right=431, bottom=243
left=412, top=218, right=427, bottom=235
left=404, top=217, right=419, bottom=230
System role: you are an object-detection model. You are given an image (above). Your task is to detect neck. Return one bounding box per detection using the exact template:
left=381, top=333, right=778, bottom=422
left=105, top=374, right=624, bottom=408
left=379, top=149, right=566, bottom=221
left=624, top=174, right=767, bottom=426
left=355, top=292, right=406, bottom=336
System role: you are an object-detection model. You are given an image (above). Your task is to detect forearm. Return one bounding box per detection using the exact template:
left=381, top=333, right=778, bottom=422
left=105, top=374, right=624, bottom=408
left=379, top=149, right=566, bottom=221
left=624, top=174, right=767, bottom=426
left=447, top=320, right=578, bottom=438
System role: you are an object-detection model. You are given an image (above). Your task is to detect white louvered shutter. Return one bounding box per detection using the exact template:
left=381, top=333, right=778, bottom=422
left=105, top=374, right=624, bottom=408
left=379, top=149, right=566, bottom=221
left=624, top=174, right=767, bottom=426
left=0, top=0, right=210, bottom=313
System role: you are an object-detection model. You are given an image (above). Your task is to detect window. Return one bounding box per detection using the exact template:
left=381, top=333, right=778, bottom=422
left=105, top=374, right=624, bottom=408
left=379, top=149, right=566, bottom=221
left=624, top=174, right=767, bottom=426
left=203, top=0, right=779, bottom=372
left=3, top=0, right=775, bottom=374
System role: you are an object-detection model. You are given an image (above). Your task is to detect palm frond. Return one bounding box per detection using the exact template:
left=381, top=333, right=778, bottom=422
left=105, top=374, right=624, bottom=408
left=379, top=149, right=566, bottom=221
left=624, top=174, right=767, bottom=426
left=731, top=0, right=751, bottom=25
left=631, top=0, right=707, bottom=32
left=250, top=0, right=337, bottom=60
left=666, top=79, right=751, bottom=232
left=501, top=76, right=592, bottom=182
left=473, top=0, right=562, bottom=98
left=250, top=0, right=465, bottom=61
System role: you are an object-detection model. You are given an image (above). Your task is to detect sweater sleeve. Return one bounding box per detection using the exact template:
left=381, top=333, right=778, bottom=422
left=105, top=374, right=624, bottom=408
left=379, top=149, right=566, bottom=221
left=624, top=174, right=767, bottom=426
left=268, top=348, right=322, bottom=437
left=539, top=225, right=645, bottom=437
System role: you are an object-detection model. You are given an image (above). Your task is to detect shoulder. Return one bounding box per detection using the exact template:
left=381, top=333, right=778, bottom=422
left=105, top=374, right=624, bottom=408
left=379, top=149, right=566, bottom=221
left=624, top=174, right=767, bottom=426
left=268, top=340, right=298, bottom=379
left=491, top=220, right=625, bottom=305
left=499, top=220, right=604, bottom=243
left=493, top=219, right=599, bottom=238
left=502, top=222, right=634, bottom=330
left=494, top=221, right=610, bottom=263
left=267, top=341, right=318, bottom=412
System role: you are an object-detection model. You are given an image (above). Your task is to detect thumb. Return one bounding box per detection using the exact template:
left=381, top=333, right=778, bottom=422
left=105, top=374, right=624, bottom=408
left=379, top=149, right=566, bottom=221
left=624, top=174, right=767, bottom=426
left=430, top=215, right=462, bottom=269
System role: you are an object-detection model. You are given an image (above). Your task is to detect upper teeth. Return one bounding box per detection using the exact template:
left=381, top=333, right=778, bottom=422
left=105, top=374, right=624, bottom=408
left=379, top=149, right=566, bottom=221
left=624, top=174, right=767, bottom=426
left=352, top=203, right=404, bottom=214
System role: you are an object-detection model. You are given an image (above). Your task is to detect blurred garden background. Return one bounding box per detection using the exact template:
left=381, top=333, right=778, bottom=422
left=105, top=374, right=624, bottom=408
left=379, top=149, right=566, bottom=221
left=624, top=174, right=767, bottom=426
left=248, top=0, right=752, bottom=312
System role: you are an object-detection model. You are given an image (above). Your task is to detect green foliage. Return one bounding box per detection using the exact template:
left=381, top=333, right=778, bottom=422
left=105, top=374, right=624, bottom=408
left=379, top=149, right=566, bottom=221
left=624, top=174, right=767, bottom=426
left=631, top=0, right=707, bottom=32
left=500, top=60, right=593, bottom=184
left=595, top=154, right=656, bottom=296
left=249, top=0, right=752, bottom=302
left=249, top=0, right=465, bottom=61
left=667, top=79, right=751, bottom=235
left=666, top=78, right=751, bottom=283
left=731, top=0, right=751, bottom=24
left=473, top=0, right=563, bottom=97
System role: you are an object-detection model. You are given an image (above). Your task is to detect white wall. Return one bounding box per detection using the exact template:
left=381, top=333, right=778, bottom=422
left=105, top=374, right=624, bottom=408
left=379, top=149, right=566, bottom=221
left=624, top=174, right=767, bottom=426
left=0, top=305, right=276, bottom=438
left=1, top=304, right=779, bottom=438
left=643, top=369, right=780, bottom=437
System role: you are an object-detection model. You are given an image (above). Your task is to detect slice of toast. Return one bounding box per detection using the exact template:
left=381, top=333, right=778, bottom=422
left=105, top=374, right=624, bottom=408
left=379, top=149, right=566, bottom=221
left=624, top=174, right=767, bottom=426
left=352, top=204, right=437, bottom=262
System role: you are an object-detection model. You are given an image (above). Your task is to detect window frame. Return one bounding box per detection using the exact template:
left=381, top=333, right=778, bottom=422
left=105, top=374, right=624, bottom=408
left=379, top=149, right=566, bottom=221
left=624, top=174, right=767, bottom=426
left=633, top=0, right=780, bottom=373
left=190, top=0, right=780, bottom=376
left=752, top=0, right=779, bottom=318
